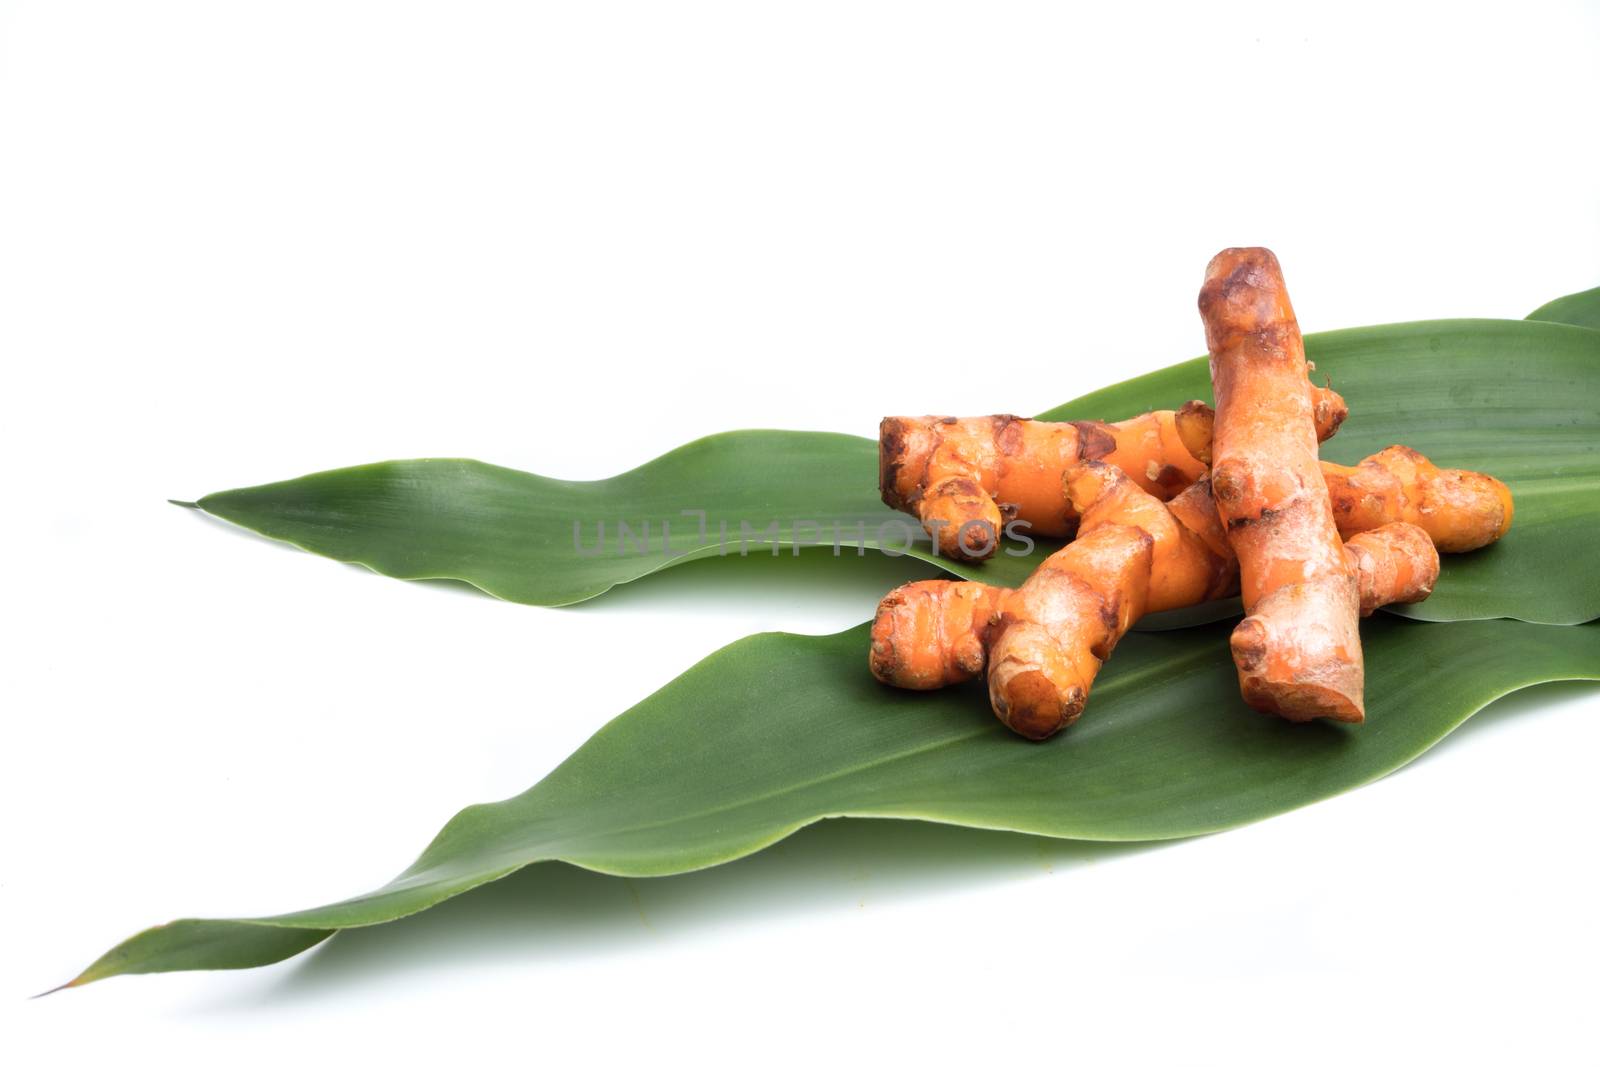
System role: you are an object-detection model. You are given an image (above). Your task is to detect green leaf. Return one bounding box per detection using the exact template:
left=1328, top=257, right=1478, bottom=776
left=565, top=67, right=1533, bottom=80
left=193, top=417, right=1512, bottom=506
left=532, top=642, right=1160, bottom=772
left=63, top=615, right=1599, bottom=987
left=186, top=318, right=1600, bottom=623
left=1528, top=285, right=1600, bottom=331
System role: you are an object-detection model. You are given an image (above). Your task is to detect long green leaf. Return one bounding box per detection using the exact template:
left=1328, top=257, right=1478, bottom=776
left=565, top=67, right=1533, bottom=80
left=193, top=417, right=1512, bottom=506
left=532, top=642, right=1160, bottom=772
left=1529, top=285, right=1600, bottom=330
left=64, top=615, right=1599, bottom=987
left=186, top=318, right=1600, bottom=623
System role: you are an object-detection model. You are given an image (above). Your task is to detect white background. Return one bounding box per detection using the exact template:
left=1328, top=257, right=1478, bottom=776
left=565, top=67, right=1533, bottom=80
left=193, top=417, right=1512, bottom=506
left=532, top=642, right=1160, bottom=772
left=4, top=1, right=1598, bottom=1063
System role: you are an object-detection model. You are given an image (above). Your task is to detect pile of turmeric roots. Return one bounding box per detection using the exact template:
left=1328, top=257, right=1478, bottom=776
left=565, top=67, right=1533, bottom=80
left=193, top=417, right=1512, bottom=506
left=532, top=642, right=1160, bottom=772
left=870, top=248, right=1514, bottom=739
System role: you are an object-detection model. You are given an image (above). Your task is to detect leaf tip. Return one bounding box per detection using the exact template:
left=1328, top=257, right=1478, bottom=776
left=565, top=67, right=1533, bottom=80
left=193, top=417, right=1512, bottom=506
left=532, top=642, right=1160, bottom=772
left=31, top=974, right=88, bottom=999
left=168, top=499, right=202, bottom=509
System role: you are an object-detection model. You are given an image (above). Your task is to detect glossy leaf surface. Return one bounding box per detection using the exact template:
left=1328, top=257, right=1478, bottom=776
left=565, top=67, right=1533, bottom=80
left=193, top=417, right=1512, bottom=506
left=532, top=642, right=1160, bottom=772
left=186, top=319, right=1600, bottom=622
left=68, top=616, right=1598, bottom=986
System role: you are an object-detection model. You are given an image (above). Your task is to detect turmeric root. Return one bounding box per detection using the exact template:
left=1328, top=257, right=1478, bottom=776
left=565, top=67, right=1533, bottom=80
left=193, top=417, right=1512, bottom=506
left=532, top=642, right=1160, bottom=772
left=866, top=580, right=1008, bottom=691
left=1343, top=522, right=1439, bottom=616
left=879, top=389, right=1346, bottom=563
left=1176, top=404, right=1513, bottom=553
left=1322, top=445, right=1514, bottom=553
left=870, top=461, right=1437, bottom=739
left=871, top=468, right=1213, bottom=736
left=880, top=388, right=1512, bottom=565
left=1201, top=247, right=1365, bottom=724
left=985, top=524, right=1152, bottom=738
left=1071, top=464, right=1436, bottom=618
left=1172, top=396, right=1347, bottom=466
left=1064, top=463, right=1235, bottom=613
